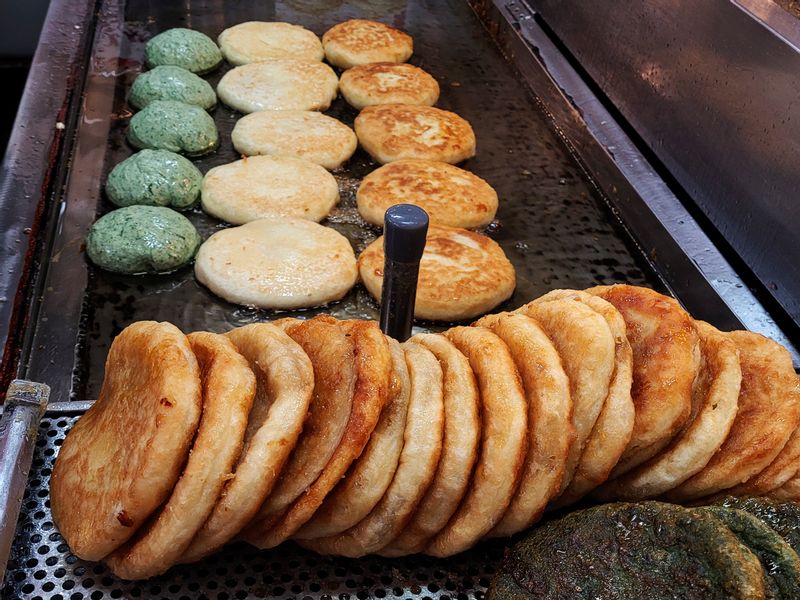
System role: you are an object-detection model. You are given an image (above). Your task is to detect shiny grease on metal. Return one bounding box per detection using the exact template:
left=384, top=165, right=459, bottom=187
left=0, top=416, right=503, bottom=599
left=26, top=0, right=658, bottom=403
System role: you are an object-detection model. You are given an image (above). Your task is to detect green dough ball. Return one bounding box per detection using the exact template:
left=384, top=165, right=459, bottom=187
left=86, top=206, right=201, bottom=274
left=105, top=149, right=203, bottom=209
left=129, top=66, right=217, bottom=110
left=145, top=28, right=222, bottom=74
left=128, top=100, right=219, bottom=156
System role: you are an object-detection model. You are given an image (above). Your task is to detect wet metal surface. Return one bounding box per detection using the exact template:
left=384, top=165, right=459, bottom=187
left=23, top=0, right=659, bottom=402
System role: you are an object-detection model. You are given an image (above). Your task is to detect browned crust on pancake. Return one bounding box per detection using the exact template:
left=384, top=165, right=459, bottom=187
left=427, top=326, right=528, bottom=557
left=106, top=332, right=255, bottom=579
left=731, top=423, right=800, bottom=496
left=51, top=322, right=202, bottom=561
left=323, top=20, right=413, bottom=69
left=356, top=159, right=497, bottom=228
left=339, top=62, right=439, bottom=109
left=587, top=285, right=700, bottom=476
left=358, top=225, right=515, bottom=321
left=248, top=317, right=356, bottom=531
left=354, top=104, right=476, bottom=164
left=241, top=320, right=392, bottom=549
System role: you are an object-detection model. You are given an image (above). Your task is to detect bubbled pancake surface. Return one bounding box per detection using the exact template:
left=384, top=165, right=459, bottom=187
left=50, top=322, right=202, bottom=562
left=354, top=104, right=476, bottom=164
left=356, top=159, right=497, bottom=228
left=323, top=19, right=413, bottom=69
left=218, top=22, right=323, bottom=65
left=358, top=224, right=515, bottom=322
left=217, top=59, right=338, bottom=113
left=105, top=332, right=255, bottom=579
left=201, top=155, right=339, bottom=224
left=194, top=218, right=357, bottom=310
left=339, top=62, right=439, bottom=110
left=231, top=110, right=357, bottom=170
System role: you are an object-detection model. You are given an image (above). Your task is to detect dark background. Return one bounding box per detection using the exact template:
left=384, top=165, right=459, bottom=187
left=0, top=1, right=50, bottom=159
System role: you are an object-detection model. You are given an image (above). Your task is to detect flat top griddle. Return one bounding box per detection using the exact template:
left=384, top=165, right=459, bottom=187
left=22, top=0, right=659, bottom=404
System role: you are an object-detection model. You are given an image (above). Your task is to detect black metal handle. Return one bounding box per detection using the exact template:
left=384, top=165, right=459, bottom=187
left=379, top=204, right=429, bottom=342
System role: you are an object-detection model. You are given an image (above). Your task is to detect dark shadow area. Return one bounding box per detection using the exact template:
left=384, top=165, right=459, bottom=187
left=0, top=58, right=31, bottom=158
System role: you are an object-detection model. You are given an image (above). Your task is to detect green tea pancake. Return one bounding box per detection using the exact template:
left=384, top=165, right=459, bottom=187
left=145, top=28, right=222, bottom=74
left=716, top=497, right=800, bottom=555
left=86, top=206, right=201, bottom=274
left=702, top=506, right=800, bottom=599
left=128, top=100, right=219, bottom=156
left=129, top=66, right=216, bottom=110
left=105, top=149, right=202, bottom=210
left=487, top=501, right=765, bottom=600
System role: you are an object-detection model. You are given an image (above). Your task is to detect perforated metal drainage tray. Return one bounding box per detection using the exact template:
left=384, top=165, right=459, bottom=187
left=1, top=416, right=504, bottom=600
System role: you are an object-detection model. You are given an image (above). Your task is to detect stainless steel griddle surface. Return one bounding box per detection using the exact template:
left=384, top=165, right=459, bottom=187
left=22, top=0, right=661, bottom=403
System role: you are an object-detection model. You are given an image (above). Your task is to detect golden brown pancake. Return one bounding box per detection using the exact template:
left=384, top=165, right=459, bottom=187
left=105, top=332, right=255, bottom=579
left=180, top=323, right=313, bottom=562
left=51, top=322, right=202, bottom=561
left=294, top=336, right=410, bottom=539
left=597, top=320, right=741, bottom=501
left=354, top=104, right=476, bottom=164
left=530, top=290, right=634, bottom=507
left=380, top=333, right=481, bottom=556
left=772, top=470, right=800, bottom=501
left=427, top=326, right=528, bottom=557
left=358, top=224, right=515, bottom=321
left=476, top=312, right=574, bottom=534
left=356, top=159, right=498, bottom=229
left=323, top=19, right=413, bottom=69
left=339, top=62, right=439, bottom=110
left=667, top=330, right=800, bottom=502
left=515, top=299, right=615, bottom=495
left=241, top=319, right=392, bottom=549
left=298, top=342, right=444, bottom=556
left=730, top=423, right=800, bottom=496
left=587, top=285, right=700, bottom=476
left=247, top=316, right=355, bottom=531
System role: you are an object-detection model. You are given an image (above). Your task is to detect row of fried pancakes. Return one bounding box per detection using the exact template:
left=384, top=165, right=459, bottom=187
left=50, top=284, right=800, bottom=580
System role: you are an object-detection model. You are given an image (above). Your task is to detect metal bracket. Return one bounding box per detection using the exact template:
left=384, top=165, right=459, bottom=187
left=0, top=380, right=50, bottom=587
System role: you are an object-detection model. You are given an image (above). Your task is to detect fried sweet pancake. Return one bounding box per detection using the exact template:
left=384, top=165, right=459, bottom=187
left=51, top=322, right=202, bottom=561
left=354, top=104, right=476, bottom=165
left=599, top=320, right=741, bottom=501
left=356, top=160, right=498, bottom=229
left=587, top=284, right=700, bottom=476
left=531, top=290, right=634, bottom=507
left=218, top=22, right=323, bottom=65
left=242, top=320, right=392, bottom=549
left=339, top=63, right=439, bottom=110
left=295, top=336, right=410, bottom=539
left=475, top=313, right=573, bottom=535
left=194, top=218, right=357, bottom=309
left=180, top=323, right=313, bottom=562
left=358, top=224, right=515, bottom=322
left=216, top=59, right=338, bottom=113
left=488, top=502, right=765, bottom=600
left=773, top=473, right=800, bottom=501
left=667, top=330, right=800, bottom=502
left=322, top=19, right=413, bottom=69
left=105, top=332, right=255, bottom=579
left=427, top=326, right=527, bottom=557
left=201, top=155, right=339, bottom=224
left=231, top=111, right=357, bottom=170
left=380, top=333, right=480, bottom=556
left=516, top=299, right=615, bottom=495
left=300, top=342, right=444, bottom=557
left=247, top=316, right=355, bottom=531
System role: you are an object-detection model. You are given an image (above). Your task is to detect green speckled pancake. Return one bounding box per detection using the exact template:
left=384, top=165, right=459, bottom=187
left=145, top=28, right=222, bottom=74
left=129, top=66, right=216, bottom=110
left=487, top=501, right=765, bottom=600
left=703, top=506, right=800, bottom=599
left=128, top=100, right=218, bottom=156
left=86, top=206, right=201, bottom=274
left=715, top=497, right=800, bottom=554
left=105, top=149, right=202, bottom=209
